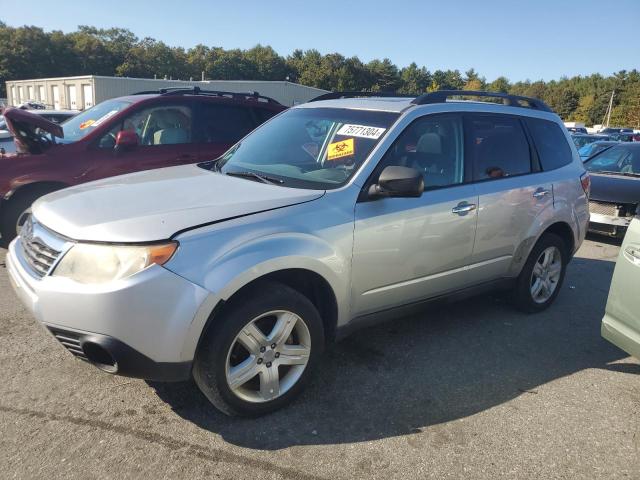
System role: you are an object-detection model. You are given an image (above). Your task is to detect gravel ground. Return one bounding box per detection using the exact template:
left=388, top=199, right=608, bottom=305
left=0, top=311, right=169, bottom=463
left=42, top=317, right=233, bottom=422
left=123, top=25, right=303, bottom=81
left=0, top=236, right=638, bottom=479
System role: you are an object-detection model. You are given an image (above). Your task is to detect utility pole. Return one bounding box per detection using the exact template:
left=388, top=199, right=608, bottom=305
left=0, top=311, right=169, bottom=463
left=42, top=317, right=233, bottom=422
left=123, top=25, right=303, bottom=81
left=602, top=90, right=615, bottom=127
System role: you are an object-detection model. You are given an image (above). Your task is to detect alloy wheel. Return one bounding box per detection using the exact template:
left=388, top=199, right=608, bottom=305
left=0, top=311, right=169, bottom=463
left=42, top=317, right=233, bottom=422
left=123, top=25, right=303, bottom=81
left=530, top=246, right=562, bottom=304
left=15, top=208, right=31, bottom=236
left=225, top=310, right=311, bottom=403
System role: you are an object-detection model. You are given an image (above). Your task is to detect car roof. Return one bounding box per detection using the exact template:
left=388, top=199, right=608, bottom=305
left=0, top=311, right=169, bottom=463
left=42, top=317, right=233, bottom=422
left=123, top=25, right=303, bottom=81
left=295, top=96, right=560, bottom=120
left=116, top=92, right=285, bottom=109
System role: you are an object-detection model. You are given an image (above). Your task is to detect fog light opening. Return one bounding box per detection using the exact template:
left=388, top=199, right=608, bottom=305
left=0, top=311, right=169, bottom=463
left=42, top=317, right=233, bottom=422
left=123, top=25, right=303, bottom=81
left=82, top=342, right=118, bottom=373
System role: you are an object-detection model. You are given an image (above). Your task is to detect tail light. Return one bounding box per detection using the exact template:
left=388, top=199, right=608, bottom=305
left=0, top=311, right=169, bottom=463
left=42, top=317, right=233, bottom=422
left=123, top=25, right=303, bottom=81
left=580, top=172, right=591, bottom=197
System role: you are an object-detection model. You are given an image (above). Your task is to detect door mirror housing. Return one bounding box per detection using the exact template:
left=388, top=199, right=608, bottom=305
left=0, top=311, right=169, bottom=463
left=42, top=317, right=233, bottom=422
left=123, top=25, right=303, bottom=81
left=114, top=130, right=138, bottom=153
left=368, top=166, right=424, bottom=199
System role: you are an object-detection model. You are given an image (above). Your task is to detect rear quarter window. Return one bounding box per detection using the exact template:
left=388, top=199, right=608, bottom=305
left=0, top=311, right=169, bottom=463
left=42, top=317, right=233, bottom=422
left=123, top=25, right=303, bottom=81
left=526, top=118, right=573, bottom=171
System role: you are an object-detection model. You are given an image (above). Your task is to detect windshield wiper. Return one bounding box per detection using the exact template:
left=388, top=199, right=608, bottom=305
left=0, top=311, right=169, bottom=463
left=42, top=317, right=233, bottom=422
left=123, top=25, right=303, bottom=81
left=225, top=170, right=285, bottom=185
left=593, top=170, right=640, bottom=177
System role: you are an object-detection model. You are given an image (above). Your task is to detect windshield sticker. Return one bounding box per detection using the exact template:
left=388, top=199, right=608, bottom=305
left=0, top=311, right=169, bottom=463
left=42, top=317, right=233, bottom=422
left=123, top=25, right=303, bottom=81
left=79, top=119, right=95, bottom=130
left=336, top=124, right=386, bottom=139
left=91, top=109, right=119, bottom=127
left=327, top=138, right=355, bottom=161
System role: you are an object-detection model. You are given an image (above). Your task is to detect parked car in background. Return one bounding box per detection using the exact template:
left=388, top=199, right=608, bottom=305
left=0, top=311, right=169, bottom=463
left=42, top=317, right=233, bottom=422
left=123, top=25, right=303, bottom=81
left=6, top=90, right=589, bottom=416
left=566, top=126, right=588, bottom=134
left=602, top=215, right=640, bottom=360
left=571, top=133, right=610, bottom=149
left=584, top=143, right=640, bottom=238
left=0, top=109, right=79, bottom=140
left=609, top=132, right=640, bottom=142
left=578, top=141, right=618, bottom=161
left=599, top=127, right=634, bottom=134
left=0, top=87, right=286, bottom=244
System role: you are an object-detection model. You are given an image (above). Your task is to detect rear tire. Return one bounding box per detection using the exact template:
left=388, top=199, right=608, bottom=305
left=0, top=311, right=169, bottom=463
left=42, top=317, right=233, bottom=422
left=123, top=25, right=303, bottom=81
left=513, top=233, right=568, bottom=313
left=193, top=281, right=324, bottom=417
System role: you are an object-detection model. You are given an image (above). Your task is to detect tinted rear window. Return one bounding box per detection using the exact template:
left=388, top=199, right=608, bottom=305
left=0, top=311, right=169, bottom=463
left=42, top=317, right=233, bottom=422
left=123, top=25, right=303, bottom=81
left=466, top=114, right=531, bottom=180
left=527, top=118, right=573, bottom=170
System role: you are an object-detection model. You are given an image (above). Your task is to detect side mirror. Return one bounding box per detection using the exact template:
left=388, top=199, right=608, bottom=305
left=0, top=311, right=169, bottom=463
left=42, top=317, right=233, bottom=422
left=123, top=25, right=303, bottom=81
left=368, top=165, right=424, bottom=199
left=114, top=130, right=138, bottom=153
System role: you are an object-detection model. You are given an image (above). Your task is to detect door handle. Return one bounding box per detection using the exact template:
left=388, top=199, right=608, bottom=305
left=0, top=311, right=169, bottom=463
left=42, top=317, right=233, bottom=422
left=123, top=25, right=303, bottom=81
left=533, top=188, right=550, bottom=198
left=452, top=202, right=477, bottom=216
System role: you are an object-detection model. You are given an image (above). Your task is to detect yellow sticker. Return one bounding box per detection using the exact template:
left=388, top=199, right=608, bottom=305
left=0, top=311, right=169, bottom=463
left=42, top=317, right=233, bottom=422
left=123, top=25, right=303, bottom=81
left=327, top=138, right=355, bottom=161
left=79, top=119, right=95, bottom=130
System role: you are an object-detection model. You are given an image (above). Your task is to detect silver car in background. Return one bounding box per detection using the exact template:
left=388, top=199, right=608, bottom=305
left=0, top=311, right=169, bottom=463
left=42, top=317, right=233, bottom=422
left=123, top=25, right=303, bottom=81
left=7, top=90, right=589, bottom=416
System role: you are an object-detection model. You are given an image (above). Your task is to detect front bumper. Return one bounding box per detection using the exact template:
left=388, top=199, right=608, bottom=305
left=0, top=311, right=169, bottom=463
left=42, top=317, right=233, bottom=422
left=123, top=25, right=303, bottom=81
left=7, top=238, right=212, bottom=381
left=588, top=212, right=632, bottom=237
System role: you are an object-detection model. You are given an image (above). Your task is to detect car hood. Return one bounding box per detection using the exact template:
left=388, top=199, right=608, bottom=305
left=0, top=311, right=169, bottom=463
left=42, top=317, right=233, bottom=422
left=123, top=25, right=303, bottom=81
left=32, top=164, right=325, bottom=242
left=590, top=173, right=640, bottom=204
left=2, top=107, right=63, bottom=154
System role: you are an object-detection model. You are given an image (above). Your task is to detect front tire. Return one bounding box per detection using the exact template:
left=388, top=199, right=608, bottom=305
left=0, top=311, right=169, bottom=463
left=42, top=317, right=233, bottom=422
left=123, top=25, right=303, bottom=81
left=513, top=233, right=568, bottom=313
left=193, top=281, right=324, bottom=416
left=1, top=187, right=54, bottom=246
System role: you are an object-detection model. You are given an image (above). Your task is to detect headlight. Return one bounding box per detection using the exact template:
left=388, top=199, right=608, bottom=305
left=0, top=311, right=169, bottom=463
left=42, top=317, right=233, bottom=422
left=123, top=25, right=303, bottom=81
left=53, top=241, right=178, bottom=284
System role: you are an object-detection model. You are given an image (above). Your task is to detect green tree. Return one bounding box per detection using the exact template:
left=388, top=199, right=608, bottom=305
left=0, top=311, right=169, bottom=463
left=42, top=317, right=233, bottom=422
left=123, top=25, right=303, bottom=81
left=399, top=63, right=431, bottom=93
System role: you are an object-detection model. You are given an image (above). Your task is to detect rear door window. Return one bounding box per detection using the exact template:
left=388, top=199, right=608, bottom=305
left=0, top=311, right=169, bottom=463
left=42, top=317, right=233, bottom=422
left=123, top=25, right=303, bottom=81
left=199, top=103, right=256, bottom=144
left=466, top=114, right=531, bottom=180
left=253, top=107, right=280, bottom=124
left=526, top=118, right=573, bottom=170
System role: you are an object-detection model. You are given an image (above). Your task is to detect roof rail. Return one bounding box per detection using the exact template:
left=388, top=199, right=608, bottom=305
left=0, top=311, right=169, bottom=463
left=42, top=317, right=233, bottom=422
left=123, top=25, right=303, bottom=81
left=309, top=91, right=415, bottom=102
left=132, top=86, right=282, bottom=105
left=411, top=90, right=552, bottom=112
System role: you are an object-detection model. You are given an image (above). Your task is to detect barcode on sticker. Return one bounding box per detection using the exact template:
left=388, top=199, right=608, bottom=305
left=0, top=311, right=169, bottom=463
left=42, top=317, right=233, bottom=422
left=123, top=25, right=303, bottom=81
left=336, top=124, right=386, bottom=139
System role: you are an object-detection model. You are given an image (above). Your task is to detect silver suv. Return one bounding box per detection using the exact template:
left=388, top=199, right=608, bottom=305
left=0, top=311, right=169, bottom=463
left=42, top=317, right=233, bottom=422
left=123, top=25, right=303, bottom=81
left=7, top=90, right=590, bottom=416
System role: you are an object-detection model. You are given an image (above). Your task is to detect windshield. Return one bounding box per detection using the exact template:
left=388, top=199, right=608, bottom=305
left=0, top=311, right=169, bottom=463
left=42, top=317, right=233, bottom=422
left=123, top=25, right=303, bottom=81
left=578, top=142, right=612, bottom=158
left=213, top=107, right=400, bottom=189
left=584, top=146, right=640, bottom=175
left=572, top=135, right=602, bottom=149
left=59, top=99, right=131, bottom=143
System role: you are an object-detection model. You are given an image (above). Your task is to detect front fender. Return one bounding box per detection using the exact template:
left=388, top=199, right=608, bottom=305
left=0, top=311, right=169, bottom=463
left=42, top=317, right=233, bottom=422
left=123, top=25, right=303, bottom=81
left=169, top=230, right=353, bottom=362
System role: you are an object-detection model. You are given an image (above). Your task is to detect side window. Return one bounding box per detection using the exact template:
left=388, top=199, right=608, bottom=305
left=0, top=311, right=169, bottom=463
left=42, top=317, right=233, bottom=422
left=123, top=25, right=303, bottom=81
left=253, top=107, right=278, bottom=124
left=376, top=114, right=465, bottom=189
left=199, top=104, right=255, bottom=144
left=97, top=104, right=193, bottom=148
left=526, top=117, right=573, bottom=170
left=466, top=114, right=531, bottom=180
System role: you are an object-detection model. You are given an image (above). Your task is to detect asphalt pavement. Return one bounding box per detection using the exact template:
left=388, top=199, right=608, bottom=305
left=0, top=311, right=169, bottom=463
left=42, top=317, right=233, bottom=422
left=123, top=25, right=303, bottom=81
left=1, top=236, right=638, bottom=479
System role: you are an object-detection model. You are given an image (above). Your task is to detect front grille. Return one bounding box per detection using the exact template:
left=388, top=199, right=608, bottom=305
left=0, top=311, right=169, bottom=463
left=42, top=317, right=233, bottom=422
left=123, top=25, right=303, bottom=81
left=18, top=216, right=66, bottom=277
left=589, top=200, right=617, bottom=216
left=48, top=327, right=88, bottom=361
left=21, top=237, right=60, bottom=276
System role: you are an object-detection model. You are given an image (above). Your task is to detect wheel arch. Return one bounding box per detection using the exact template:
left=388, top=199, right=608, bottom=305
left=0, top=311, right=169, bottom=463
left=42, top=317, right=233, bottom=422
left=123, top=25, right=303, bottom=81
left=194, top=268, right=339, bottom=361
left=3, top=180, right=69, bottom=203
left=509, top=220, right=577, bottom=277
left=543, top=221, right=576, bottom=257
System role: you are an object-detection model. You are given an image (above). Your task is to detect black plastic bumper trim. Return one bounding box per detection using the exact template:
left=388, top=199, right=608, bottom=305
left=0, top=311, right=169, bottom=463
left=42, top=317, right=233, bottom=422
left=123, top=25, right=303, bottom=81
left=46, top=325, right=192, bottom=382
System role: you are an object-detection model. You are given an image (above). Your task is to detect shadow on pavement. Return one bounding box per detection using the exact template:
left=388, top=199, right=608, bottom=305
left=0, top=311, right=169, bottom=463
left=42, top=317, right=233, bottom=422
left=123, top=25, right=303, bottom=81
left=151, top=256, right=638, bottom=450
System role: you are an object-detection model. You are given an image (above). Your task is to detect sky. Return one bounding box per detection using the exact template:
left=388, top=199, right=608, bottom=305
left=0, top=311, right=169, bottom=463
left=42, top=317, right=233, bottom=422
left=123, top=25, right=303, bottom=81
left=1, top=0, right=638, bottom=82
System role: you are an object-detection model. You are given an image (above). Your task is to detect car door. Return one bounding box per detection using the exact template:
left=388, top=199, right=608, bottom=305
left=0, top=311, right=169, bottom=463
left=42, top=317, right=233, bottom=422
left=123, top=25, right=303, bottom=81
left=88, top=100, right=200, bottom=179
left=351, top=113, right=479, bottom=316
left=196, top=102, right=259, bottom=162
left=464, top=113, right=554, bottom=283
left=602, top=217, right=640, bottom=359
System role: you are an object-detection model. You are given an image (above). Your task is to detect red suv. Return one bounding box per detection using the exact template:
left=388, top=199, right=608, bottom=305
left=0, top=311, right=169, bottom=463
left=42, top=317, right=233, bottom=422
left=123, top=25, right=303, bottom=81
left=0, top=87, right=286, bottom=244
